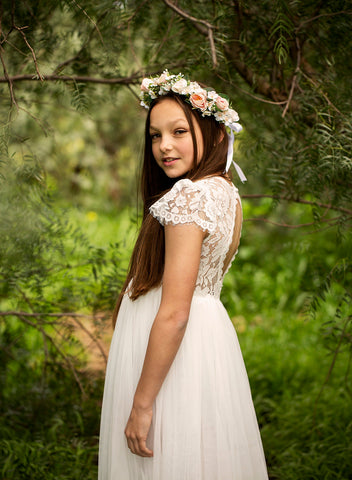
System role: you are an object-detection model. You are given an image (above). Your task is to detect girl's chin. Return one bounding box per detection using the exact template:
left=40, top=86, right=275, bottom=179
left=163, top=169, right=190, bottom=179
left=160, top=165, right=192, bottom=178
left=157, top=161, right=193, bottom=179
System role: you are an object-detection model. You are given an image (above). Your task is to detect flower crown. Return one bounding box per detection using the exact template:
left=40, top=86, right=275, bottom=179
left=139, top=70, right=242, bottom=133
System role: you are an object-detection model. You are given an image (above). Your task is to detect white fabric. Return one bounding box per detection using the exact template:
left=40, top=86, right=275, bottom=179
left=226, top=129, right=247, bottom=182
left=99, top=177, right=268, bottom=480
left=150, top=178, right=238, bottom=297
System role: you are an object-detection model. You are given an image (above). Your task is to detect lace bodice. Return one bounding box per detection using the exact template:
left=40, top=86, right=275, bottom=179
left=150, top=177, right=242, bottom=298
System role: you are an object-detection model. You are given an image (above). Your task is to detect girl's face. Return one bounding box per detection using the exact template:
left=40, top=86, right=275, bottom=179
left=149, top=99, right=204, bottom=178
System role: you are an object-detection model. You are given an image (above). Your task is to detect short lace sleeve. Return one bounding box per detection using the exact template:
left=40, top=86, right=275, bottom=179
left=149, top=179, right=216, bottom=233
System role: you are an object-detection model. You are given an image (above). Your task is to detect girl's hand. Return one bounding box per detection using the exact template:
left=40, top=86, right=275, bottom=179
left=124, top=405, right=154, bottom=457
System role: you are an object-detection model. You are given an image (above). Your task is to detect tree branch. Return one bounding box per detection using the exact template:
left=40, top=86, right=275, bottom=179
left=297, top=10, right=352, bottom=31
left=0, top=46, right=17, bottom=107
left=223, top=41, right=290, bottom=104
left=299, top=69, right=344, bottom=116
left=215, top=71, right=288, bottom=105
left=0, top=311, right=96, bottom=317
left=162, top=0, right=218, bottom=68
left=232, top=0, right=243, bottom=41
left=0, top=73, right=142, bottom=85
left=16, top=313, right=87, bottom=396
left=282, top=37, right=301, bottom=117
left=13, top=25, right=43, bottom=81
left=53, top=8, right=110, bottom=74
left=69, top=0, right=104, bottom=45
left=244, top=214, right=345, bottom=229
left=162, top=0, right=211, bottom=35
left=1, top=310, right=110, bottom=371
left=242, top=194, right=352, bottom=215
left=70, top=315, right=108, bottom=366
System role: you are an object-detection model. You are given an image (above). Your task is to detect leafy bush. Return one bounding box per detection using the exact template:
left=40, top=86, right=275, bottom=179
left=0, top=156, right=116, bottom=478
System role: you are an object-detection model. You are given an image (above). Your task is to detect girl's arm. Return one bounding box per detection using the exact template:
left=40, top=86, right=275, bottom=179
left=124, top=223, right=205, bottom=457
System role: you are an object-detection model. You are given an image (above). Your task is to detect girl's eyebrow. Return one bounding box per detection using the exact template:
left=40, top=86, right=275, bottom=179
left=149, top=118, right=188, bottom=131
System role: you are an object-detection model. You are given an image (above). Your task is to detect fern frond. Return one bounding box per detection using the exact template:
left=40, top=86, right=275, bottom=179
left=269, top=11, right=294, bottom=65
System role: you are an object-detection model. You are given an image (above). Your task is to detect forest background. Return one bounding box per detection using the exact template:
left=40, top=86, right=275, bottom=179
left=0, top=0, right=351, bottom=479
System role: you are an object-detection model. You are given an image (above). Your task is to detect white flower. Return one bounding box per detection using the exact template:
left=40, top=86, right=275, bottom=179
left=214, top=111, right=226, bottom=123
left=207, top=91, right=218, bottom=100
left=181, top=84, right=192, bottom=95
left=171, top=78, right=188, bottom=93
left=189, top=82, right=203, bottom=93
left=141, top=78, right=153, bottom=92
left=228, top=108, right=239, bottom=122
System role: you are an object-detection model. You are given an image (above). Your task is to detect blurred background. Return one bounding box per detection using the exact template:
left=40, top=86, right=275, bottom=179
left=0, top=1, right=351, bottom=478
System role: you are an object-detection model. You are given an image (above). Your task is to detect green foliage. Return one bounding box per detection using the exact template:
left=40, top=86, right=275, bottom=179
left=242, top=314, right=352, bottom=479
left=0, top=153, right=128, bottom=417
left=0, top=313, right=101, bottom=479
left=269, top=11, right=294, bottom=65
left=1, top=439, right=97, bottom=480
left=0, top=156, right=124, bottom=314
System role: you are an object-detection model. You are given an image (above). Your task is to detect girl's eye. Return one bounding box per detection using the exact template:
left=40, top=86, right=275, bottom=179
left=150, top=133, right=160, bottom=140
left=175, top=129, right=187, bottom=135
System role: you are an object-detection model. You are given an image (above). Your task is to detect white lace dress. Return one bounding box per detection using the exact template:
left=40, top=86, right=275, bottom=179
left=99, top=177, right=268, bottom=480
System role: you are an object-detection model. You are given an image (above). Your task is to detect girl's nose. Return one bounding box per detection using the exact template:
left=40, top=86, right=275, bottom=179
left=159, top=135, right=172, bottom=153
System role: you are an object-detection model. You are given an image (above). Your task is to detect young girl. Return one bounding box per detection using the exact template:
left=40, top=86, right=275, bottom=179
left=99, top=71, right=268, bottom=480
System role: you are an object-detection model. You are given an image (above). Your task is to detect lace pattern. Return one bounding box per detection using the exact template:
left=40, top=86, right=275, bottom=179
left=149, top=177, right=241, bottom=298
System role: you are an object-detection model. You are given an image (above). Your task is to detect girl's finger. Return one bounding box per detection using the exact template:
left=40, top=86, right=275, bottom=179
left=138, top=439, right=153, bottom=457
left=126, top=436, right=137, bottom=455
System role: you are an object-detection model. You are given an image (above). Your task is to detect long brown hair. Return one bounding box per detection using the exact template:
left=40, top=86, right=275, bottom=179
left=112, top=93, right=229, bottom=326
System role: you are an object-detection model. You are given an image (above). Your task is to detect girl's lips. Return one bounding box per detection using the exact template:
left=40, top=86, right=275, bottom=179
left=162, top=158, right=178, bottom=166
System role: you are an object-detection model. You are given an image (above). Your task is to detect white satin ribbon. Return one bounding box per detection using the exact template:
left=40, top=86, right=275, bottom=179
left=225, top=127, right=247, bottom=182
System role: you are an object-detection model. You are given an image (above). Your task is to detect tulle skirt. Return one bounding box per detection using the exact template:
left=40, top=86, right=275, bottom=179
left=98, top=287, right=268, bottom=480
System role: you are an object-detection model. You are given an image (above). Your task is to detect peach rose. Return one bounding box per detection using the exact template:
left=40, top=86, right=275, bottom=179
left=141, top=78, right=153, bottom=92
left=215, top=96, right=229, bottom=111
left=190, top=91, right=207, bottom=111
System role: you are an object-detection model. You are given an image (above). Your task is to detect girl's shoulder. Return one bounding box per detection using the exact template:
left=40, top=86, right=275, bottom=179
left=150, top=176, right=238, bottom=217
left=149, top=176, right=239, bottom=233
left=170, top=176, right=238, bottom=201
left=195, top=175, right=238, bottom=191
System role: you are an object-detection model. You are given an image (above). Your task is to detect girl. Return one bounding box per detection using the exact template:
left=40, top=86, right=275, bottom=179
left=99, top=71, right=268, bottom=480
